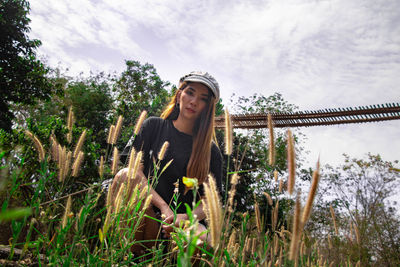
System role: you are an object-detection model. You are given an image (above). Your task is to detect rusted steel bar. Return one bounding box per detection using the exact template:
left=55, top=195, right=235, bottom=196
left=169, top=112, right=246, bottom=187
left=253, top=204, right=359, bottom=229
left=215, top=103, right=400, bottom=129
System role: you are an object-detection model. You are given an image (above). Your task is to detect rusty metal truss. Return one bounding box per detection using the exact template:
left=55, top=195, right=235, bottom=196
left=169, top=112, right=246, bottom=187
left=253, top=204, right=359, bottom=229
left=215, top=103, right=400, bottom=129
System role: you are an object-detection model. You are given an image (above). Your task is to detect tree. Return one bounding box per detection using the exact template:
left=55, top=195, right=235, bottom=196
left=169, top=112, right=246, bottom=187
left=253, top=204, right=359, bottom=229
left=220, top=92, right=305, bottom=235
left=308, top=153, right=400, bottom=266
left=0, top=0, right=53, bottom=131
left=113, top=60, right=171, bottom=145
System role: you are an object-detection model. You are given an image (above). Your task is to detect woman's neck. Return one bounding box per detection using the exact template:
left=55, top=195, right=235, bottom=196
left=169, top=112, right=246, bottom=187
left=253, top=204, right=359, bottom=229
left=173, top=116, right=195, bottom=135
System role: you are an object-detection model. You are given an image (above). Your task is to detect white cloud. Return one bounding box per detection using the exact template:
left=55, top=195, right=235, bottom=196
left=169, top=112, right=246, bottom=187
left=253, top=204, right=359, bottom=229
left=27, top=0, right=400, bottom=166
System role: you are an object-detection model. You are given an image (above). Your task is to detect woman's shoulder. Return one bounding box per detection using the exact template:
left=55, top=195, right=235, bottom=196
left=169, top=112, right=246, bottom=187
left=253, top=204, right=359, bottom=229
left=142, top=116, right=167, bottom=128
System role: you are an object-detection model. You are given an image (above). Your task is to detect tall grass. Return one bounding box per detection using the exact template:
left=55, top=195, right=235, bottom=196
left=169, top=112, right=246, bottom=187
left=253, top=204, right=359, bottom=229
left=0, top=108, right=365, bottom=266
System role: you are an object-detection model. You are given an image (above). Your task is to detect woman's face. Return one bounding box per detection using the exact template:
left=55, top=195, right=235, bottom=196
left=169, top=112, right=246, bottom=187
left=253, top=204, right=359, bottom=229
left=177, top=82, right=211, bottom=121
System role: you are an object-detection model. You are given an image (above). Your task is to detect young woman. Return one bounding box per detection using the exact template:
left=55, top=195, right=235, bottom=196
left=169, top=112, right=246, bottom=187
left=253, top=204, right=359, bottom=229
left=109, top=71, right=223, bottom=252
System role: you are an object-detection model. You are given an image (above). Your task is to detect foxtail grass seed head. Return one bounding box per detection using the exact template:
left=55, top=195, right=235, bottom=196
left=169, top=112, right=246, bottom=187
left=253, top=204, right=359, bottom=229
left=287, top=129, right=296, bottom=195
left=268, top=113, right=275, bottom=166
left=134, top=110, right=147, bottom=135
left=25, top=130, right=45, bottom=162
left=158, top=141, right=169, bottom=161
left=67, top=106, right=74, bottom=131
left=62, top=196, right=72, bottom=229
left=143, top=194, right=153, bottom=211
left=263, top=192, right=273, bottom=206
left=289, top=193, right=302, bottom=261
left=274, top=170, right=278, bottom=182
left=131, top=151, right=142, bottom=180
left=330, top=205, right=338, bottom=235
left=73, top=129, right=87, bottom=158
left=112, top=115, right=123, bottom=145
left=115, top=183, right=125, bottom=214
left=224, top=108, right=233, bottom=155
left=127, top=148, right=136, bottom=181
left=301, top=160, right=320, bottom=225
left=203, top=174, right=223, bottom=248
left=354, top=222, right=360, bottom=244
left=64, top=151, right=72, bottom=178
left=50, top=135, right=59, bottom=161
left=255, top=201, right=262, bottom=233
left=107, top=125, right=115, bottom=144
left=72, top=151, right=84, bottom=177
left=227, top=174, right=240, bottom=213
left=111, top=147, right=119, bottom=175
left=279, top=178, right=283, bottom=193
left=227, top=230, right=237, bottom=253
left=98, top=155, right=104, bottom=178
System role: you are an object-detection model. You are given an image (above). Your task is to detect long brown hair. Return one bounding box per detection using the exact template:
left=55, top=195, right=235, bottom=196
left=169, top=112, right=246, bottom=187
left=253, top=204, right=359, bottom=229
left=160, top=82, right=216, bottom=184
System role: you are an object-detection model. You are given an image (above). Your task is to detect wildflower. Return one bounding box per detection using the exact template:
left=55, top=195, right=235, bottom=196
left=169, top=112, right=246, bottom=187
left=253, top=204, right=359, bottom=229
left=182, top=176, right=198, bottom=195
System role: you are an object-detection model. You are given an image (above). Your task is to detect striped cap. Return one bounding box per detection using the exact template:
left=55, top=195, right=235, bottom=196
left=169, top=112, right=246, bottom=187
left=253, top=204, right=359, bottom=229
left=180, top=71, right=220, bottom=102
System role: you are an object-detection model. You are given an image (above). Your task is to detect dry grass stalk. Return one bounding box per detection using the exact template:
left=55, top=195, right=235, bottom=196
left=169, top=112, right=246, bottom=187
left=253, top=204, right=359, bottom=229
left=67, top=106, right=74, bottom=143
left=73, top=129, right=87, bottom=158
left=274, top=234, right=279, bottom=255
left=126, top=148, right=136, bottom=184
left=142, top=194, right=153, bottom=211
left=203, top=174, right=223, bottom=248
left=61, top=196, right=72, bottom=229
left=328, top=234, right=332, bottom=249
left=278, top=178, right=283, bottom=193
left=25, top=130, right=45, bottom=162
left=289, top=193, right=302, bottom=261
left=134, top=110, right=147, bottom=135
left=353, top=222, right=360, bottom=244
left=301, top=160, right=320, bottom=226
left=263, top=192, right=273, bottom=206
left=72, top=151, right=84, bottom=177
left=330, top=205, right=339, bottom=235
left=251, top=237, right=257, bottom=255
left=227, top=230, right=236, bottom=254
left=111, top=147, right=119, bottom=175
left=58, top=146, right=66, bottom=182
left=274, top=170, right=278, bottom=182
left=227, top=173, right=240, bottom=213
left=112, top=115, right=123, bottom=144
left=224, top=108, right=233, bottom=155
left=107, top=125, right=115, bottom=144
left=50, top=135, right=59, bottom=161
left=287, top=129, right=295, bottom=195
left=99, top=156, right=104, bottom=178
left=158, top=141, right=169, bottom=161
left=272, top=200, right=279, bottom=231
left=268, top=113, right=275, bottom=166
left=255, top=201, right=262, bottom=233
left=64, top=151, right=72, bottom=178
left=131, top=151, right=142, bottom=180
left=67, top=106, right=74, bottom=131
left=114, top=183, right=126, bottom=214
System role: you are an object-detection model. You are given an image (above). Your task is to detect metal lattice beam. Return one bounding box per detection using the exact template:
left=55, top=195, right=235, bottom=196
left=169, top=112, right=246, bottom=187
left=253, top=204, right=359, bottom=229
left=215, top=103, right=400, bottom=129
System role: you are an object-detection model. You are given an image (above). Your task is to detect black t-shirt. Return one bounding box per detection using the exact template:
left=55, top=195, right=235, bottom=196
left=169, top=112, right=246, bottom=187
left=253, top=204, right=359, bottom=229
left=121, top=117, right=223, bottom=213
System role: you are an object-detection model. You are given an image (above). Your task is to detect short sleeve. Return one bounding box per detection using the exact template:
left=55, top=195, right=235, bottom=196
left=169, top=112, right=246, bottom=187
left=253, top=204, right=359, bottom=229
left=120, top=117, right=155, bottom=166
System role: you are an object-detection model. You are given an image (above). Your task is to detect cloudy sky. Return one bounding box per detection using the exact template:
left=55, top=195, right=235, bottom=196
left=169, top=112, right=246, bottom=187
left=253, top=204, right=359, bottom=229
left=28, top=0, right=400, bottom=168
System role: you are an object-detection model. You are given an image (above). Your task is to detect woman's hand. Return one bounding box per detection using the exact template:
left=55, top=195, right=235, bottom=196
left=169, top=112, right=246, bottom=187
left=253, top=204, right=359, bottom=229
left=162, top=213, right=188, bottom=237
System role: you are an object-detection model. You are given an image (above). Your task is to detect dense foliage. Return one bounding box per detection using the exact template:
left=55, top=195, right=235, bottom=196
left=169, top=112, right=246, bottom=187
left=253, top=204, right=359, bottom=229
left=0, top=0, right=54, bottom=132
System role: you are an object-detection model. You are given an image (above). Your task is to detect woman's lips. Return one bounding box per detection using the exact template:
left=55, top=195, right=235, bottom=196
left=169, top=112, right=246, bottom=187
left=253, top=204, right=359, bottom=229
left=186, top=108, right=196, bottom=113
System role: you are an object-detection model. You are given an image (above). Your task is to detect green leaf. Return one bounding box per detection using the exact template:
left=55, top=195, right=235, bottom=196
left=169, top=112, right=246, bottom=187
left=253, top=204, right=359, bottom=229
left=0, top=207, right=32, bottom=222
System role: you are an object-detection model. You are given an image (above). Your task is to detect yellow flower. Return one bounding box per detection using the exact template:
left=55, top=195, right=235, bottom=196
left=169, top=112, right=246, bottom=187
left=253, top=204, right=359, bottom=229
left=182, top=176, right=198, bottom=195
